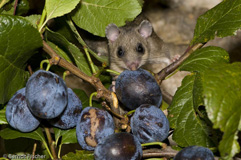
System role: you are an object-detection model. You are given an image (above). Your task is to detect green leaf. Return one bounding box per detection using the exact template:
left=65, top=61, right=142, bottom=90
left=62, top=150, right=94, bottom=160
left=1, top=0, right=29, bottom=15
left=168, top=74, right=217, bottom=148
left=99, top=74, right=112, bottom=89
left=16, top=0, right=29, bottom=15
left=180, top=46, right=229, bottom=72
left=0, top=0, right=10, bottom=9
left=45, top=0, right=79, bottom=20
left=192, top=0, right=241, bottom=44
left=201, top=62, right=241, bottom=159
left=0, top=127, right=45, bottom=141
left=71, top=0, right=143, bottom=37
left=46, top=41, right=73, bottom=63
left=73, top=89, right=89, bottom=109
left=0, top=15, right=42, bottom=104
left=24, top=14, right=41, bottom=28
left=45, top=29, right=92, bottom=76
left=0, top=106, right=7, bottom=124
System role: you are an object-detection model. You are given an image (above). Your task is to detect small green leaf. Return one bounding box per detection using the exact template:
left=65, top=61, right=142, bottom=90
left=168, top=74, right=217, bottom=148
left=0, top=127, right=45, bottom=142
left=202, top=62, right=241, bottom=159
left=45, top=29, right=93, bottom=76
left=53, top=127, right=62, bottom=145
left=0, top=15, right=42, bottom=104
left=71, top=0, right=143, bottom=37
left=180, top=46, right=229, bottom=72
left=45, top=0, right=79, bottom=20
left=192, top=0, right=241, bottom=44
left=62, top=150, right=94, bottom=160
left=53, top=128, right=77, bottom=145
left=61, top=128, right=77, bottom=144
left=0, top=107, right=7, bottom=124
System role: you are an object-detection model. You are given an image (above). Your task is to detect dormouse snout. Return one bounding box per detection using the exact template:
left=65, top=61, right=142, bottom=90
left=127, top=62, right=140, bottom=71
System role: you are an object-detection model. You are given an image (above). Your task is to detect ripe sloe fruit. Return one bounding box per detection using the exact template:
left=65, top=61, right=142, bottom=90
left=76, top=107, right=115, bottom=151
left=115, top=69, right=162, bottom=110
left=94, top=132, right=142, bottom=160
left=49, top=88, right=82, bottom=129
left=131, top=104, right=169, bottom=143
left=174, top=146, right=214, bottom=160
left=25, top=70, right=68, bottom=119
left=6, top=88, right=40, bottom=132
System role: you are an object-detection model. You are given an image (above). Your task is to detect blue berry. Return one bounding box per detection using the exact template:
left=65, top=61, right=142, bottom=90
left=174, top=146, right=214, bottom=160
left=49, top=88, right=82, bottom=129
left=6, top=88, right=40, bottom=132
left=115, top=69, right=162, bottom=110
left=131, top=104, right=169, bottom=143
left=76, top=107, right=115, bottom=150
left=25, top=70, right=68, bottom=119
left=94, top=132, right=142, bottom=160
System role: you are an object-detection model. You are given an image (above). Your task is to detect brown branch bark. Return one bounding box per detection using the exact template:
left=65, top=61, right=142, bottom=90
left=142, top=147, right=178, bottom=158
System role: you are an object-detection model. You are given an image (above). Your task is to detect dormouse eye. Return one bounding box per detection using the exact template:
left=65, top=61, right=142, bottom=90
left=117, top=47, right=125, bottom=58
left=136, top=43, right=145, bottom=54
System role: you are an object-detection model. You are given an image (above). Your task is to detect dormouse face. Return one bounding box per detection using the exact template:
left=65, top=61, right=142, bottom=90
left=106, top=20, right=153, bottom=71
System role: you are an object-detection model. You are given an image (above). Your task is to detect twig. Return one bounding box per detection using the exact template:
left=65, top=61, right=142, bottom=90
left=142, top=147, right=178, bottom=158
left=44, top=127, right=57, bottom=160
left=156, top=43, right=204, bottom=84
left=31, top=143, right=37, bottom=160
left=102, top=101, right=124, bottom=119
left=27, top=65, right=33, bottom=75
left=13, top=0, right=18, bottom=15
left=161, top=89, right=173, bottom=105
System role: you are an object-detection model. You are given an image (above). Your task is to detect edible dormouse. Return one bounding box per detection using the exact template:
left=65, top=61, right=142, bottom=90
left=105, top=15, right=171, bottom=75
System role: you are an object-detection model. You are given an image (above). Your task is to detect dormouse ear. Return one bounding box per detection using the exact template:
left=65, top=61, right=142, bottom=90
left=138, top=20, right=153, bottom=38
left=105, top=24, right=120, bottom=42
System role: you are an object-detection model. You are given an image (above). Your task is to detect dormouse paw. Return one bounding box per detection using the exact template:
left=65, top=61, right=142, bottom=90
left=109, top=80, right=116, bottom=93
left=171, top=54, right=181, bottom=63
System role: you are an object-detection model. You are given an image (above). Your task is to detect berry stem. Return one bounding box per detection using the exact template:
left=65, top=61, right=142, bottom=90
left=38, top=7, right=47, bottom=33
left=31, top=142, right=37, bottom=160
left=84, top=47, right=96, bottom=74
left=141, top=142, right=166, bottom=148
left=105, top=69, right=120, bottom=76
left=62, top=71, right=69, bottom=81
left=40, top=59, right=51, bottom=71
left=89, top=92, right=97, bottom=107
left=58, top=144, right=63, bottom=159
left=44, top=127, right=57, bottom=159
left=125, top=110, right=136, bottom=117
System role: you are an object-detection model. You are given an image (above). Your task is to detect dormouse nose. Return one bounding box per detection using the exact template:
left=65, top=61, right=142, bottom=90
left=127, top=62, right=139, bottom=71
